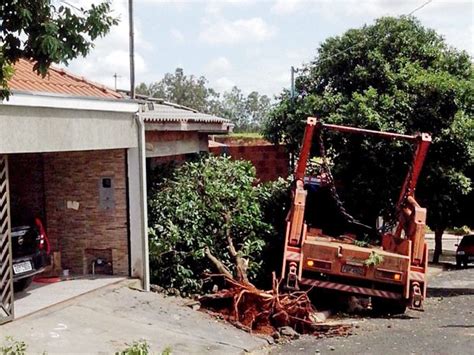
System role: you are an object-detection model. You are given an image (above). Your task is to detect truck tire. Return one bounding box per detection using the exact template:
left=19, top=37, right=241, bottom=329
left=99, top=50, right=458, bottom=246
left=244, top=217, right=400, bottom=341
left=372, top=297, right=407, bottom=315
left=14, top=277, right=33, bottom=292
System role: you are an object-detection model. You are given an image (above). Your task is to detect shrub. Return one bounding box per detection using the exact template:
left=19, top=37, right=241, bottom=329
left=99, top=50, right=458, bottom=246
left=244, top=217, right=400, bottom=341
left=1, top=337, right=27, bottom=355
left=148, top=155, right=273, bottom=294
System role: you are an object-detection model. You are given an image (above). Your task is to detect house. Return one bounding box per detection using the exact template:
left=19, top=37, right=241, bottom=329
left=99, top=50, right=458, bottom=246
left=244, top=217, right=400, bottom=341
left=0, top=59, right=230, bottom=324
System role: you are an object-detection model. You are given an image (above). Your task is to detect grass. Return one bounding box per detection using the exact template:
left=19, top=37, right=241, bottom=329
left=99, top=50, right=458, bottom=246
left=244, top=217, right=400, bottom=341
left=228, top=132, right=263, bottom=139
left=1, top=337, right=27, bottom=355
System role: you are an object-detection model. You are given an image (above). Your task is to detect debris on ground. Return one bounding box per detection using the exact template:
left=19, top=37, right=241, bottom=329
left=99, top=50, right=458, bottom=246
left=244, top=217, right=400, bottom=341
left=199, top=273, right=352, bottom=338
left=196, top=221, right=353, bottom=339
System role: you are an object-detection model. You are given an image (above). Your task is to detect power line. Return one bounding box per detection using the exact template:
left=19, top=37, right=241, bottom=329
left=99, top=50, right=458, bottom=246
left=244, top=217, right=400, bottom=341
left=305, top=0, right=435, bottom=65
left=408, top=0, right=433, bottom=16
left=58, top=1, right=84, bottom=13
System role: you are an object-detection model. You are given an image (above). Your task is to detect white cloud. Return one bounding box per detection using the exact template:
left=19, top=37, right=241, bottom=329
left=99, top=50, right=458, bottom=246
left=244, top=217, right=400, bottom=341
left=170, top=28, right=185, bottom=43
left=271, top=0, right=305, bottom=15
left=199, top=17, right=276, bottom=45
left=206, top=57, right=232, bottom=73
left=205, top=0, right=256, bottom=15
left=214, top=77, right=236, bottom=92
left=63, top=0, right=149, bottom=90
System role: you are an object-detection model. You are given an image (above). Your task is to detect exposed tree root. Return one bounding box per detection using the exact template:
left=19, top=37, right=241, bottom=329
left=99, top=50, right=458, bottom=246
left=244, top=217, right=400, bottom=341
left=199, top=273, right=352, bottom=337
left=201, top=222, right=352, bottom=337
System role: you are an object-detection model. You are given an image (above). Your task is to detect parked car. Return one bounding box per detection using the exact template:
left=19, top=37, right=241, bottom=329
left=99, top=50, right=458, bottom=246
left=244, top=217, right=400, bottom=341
left=11, top=210, right=50, bottom=292
left=456, top=234, right=474, bottom=268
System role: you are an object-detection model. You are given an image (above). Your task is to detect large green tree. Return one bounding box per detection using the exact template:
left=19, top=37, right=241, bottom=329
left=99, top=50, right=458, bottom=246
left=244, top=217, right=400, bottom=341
left=136, top=68, right=224, bottom=115
left=137, top=69, right=271, bottom=132
left=264, top=16, right=473, bottom=262
left=0, top=0, right=117, bottom=99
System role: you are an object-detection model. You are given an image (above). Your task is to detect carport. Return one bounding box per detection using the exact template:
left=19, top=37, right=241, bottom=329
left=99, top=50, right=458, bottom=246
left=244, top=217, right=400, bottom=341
left=0, top=60, right=148, bottom=324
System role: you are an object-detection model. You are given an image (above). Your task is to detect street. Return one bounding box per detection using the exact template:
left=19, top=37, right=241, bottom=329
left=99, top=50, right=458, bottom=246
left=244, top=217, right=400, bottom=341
left=268, top=266, right=474, bottom=355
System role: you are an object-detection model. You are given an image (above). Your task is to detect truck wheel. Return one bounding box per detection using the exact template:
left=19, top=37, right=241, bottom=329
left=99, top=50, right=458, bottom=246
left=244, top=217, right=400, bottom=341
left=372, top=297, right=407, bottom=315
left=14, top=277, right=33, bottom=292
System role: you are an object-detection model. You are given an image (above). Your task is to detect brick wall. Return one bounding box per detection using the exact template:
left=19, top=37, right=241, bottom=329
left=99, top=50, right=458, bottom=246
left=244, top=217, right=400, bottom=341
left=42, top=149, right=129, bottom=275
left=8, top=150, right=130, bottom=276
left=209, top=144, right=289, bottom=182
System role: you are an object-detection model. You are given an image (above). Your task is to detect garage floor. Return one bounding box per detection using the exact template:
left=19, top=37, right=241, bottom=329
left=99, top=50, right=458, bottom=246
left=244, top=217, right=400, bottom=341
left=14, top=276, right=126, bottom=319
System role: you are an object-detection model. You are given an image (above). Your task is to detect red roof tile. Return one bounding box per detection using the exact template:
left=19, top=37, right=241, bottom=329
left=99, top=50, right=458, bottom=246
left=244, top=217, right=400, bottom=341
left=9, top=59, right=123, bottom=99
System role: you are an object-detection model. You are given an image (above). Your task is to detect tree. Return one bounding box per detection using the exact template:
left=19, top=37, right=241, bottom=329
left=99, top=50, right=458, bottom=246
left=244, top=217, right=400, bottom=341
left=137, top=71, right=272, bottom=132
left=221, top=88, right=271, bottom=132
left=147, top=155, right=271, bottom=294
left=136, top=68, right=223, bottom=115
left=263, top=16, right=473, bottom=262
left=0, top=0, right=117, bottom=99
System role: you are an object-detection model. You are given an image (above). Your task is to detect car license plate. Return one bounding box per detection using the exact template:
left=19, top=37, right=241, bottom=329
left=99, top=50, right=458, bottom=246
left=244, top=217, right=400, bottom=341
left=342, top=264, right=366, bottom=276
left=13, top=261, right=33, bottom=274
left=468, top=256, right=474, bottom=261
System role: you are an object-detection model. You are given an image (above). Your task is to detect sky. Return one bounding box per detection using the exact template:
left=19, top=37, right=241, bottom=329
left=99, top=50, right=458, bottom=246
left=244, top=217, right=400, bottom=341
left=65, top=0, right=474, bottom=97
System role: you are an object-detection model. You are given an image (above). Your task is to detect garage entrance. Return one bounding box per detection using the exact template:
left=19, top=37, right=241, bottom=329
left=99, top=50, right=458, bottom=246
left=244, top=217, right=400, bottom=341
left=0, top=149, right=135, bottom=322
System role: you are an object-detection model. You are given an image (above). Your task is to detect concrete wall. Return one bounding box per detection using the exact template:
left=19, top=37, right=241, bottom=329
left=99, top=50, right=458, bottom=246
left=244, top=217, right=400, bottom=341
left=145, top=131, right=208, bottom=158
left=0, top=105, right=137, bottom=154
left=209, top=144, right=289, bottom=182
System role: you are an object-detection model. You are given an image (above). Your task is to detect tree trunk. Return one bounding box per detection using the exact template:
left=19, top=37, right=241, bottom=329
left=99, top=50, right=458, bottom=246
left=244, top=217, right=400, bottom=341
left=432, top=227, right=444, bottom=264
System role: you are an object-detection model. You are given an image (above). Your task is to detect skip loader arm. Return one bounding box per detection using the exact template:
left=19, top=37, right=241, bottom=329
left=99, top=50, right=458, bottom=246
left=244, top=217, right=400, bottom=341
left=282, top=116, right=432, bottom=292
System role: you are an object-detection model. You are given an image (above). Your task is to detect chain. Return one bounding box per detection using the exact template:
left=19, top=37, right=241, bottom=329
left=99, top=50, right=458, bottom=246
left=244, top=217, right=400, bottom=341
left=317, top=131, right=356, bottom=224
left=380, top=143, right=417, bottom=234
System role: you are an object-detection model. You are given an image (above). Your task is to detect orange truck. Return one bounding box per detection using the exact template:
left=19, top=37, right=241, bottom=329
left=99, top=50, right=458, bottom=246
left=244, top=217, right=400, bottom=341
left=281, top=117, right=431, bottom=313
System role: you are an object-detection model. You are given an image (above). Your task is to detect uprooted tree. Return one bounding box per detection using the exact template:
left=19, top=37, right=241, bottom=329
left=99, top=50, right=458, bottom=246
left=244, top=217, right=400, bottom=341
left=147, top=156, right=336, bottom=334
left=147, top=155, right=271, bottom=295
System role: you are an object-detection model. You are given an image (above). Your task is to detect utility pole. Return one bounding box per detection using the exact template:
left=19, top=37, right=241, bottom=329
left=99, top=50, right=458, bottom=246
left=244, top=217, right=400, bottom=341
left=113, top=73, right=121, bottom=91
left=128, top=0, right=135, bottom=99
left=290, top=66, right=299, bottom=102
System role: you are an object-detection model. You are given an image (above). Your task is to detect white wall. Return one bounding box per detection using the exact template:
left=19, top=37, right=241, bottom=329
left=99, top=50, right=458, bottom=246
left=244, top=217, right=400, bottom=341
left=0, top=105, right=138, bottom=154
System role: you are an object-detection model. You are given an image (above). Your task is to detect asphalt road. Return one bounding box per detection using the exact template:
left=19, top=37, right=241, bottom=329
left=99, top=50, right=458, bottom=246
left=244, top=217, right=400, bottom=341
left=268, top=266, right=474, bottom=355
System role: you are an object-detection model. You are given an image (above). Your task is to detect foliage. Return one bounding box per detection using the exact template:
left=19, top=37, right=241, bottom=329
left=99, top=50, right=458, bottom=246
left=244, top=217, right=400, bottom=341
left=255, top=177, right=292, bottom=286
left=148, top=155, right=272, bottom=294
left=136, top=68, right=223, bottom=116
left=136, top=69, right=271, bottom=132
left=1, top=337, right=27, bottom=355
left=263, top=16, right=473, bottom=243
left=116, top=340, right=171, bottom=355
left=364, top=252, right=384, bottom=267
left=221, top=86, right=272, bottom=132
left=116, top=340, right=150, bottom=355
left=0, top=0, right=118, bottom=99
left=450, top=225, right=471, bottom=236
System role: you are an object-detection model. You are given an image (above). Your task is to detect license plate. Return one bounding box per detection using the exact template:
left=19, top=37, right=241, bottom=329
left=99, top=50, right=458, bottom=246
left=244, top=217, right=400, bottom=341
left=342, top=264, right=366, bottom=276
left=13, top=261, right=33, bottom=274
left=468, top=256, right=474, bottom=261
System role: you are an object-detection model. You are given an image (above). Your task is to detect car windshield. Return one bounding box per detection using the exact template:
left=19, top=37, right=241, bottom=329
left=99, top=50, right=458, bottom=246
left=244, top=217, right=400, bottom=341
left=10, top=206, right=35, bottom=227
left=459, top=235, right=474, bottom=247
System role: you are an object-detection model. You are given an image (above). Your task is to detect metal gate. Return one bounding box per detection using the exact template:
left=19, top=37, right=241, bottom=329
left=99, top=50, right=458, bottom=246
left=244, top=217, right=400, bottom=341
left=0, top=155, right=14, bottom=324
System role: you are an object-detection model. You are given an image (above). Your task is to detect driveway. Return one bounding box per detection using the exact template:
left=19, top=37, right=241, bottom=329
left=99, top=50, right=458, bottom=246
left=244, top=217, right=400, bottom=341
left=1, top=281, right=268, bottom=354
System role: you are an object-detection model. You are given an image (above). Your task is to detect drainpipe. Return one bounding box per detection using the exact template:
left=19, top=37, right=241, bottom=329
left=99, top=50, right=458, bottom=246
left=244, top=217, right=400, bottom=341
left=135, top=113, right=150, bottom=291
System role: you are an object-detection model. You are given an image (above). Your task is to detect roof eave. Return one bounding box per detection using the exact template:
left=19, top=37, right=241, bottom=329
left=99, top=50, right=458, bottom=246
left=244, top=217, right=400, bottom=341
left=2, top=90, right=139, bottom=113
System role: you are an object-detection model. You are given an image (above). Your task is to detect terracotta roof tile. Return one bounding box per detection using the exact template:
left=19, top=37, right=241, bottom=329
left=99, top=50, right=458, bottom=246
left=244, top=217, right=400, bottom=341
left=9, top=59, right=123, bottom=99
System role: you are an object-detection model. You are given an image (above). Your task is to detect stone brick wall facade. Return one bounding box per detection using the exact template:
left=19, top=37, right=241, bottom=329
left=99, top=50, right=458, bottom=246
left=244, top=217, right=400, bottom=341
left=8, top=149, right=129, bottom=276
left=209, top=144, right=289, bottom=182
